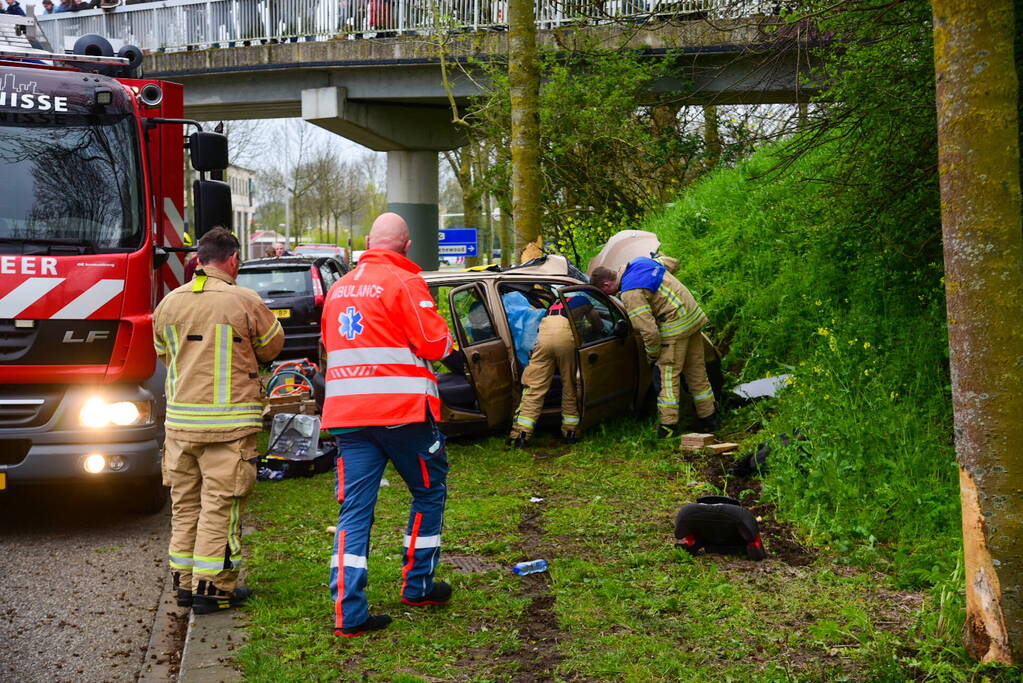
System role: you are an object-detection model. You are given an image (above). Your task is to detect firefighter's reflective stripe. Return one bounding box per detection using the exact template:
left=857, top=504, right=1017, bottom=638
left=325, top=376, right=439, bottom=399
left=693, top=387, right=715, bottom=403
left=167, top=402, right=263, bottom=412
left=165, top=403, right=263, bottom=429
left=514, top=414, right=536, bottom=429
left=404, top=533, right=440, bottom=548
left=659, top=306, right=704, bottom=338
left=192, top=275, right=208, bottom=292
left=628, top=304, right=652, bottom=317
left=213, top=324, right=233, bottom=405
left=659, top=368, right=676, bottom=406
left=166, top=415, right=263, bottom=428
left=169, top=551, right=194, bottom=570
left=330, top=553, right=368, bottom=569
left=154, top=336, right=166, bottom=354
left=255, top=319, right=282, bottom=348
left=165, top=325, right=180, bottom=401
left=193, top=554, right=240, bottom=573
left=228, top=498, right=242, bottom=556
left=328, top=347, right=420, bottom=367
left=562, top=414, right=580, bottom=426
left=657, top=284, right=703, bottom=337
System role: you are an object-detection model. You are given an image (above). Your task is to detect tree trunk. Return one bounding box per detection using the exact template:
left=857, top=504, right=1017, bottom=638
left=500, top=207, right=513, bottom=267
left=932, top=0, right=1023, bottom=664
left=508, top=0, right=542, bottom=247
left=703, top=105, right=722, bottom=171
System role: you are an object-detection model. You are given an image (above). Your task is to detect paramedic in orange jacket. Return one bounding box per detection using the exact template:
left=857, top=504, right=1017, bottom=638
left=321, top=213, right=454, bottom=638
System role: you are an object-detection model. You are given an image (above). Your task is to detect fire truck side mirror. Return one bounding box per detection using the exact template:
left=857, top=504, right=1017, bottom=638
left=193, top=179, right=233, bottom=238
left=189, top=132, right=229, bottom=172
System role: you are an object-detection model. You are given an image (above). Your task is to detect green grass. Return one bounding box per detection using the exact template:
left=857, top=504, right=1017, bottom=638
left=236, top=420, right=1020, bottom=681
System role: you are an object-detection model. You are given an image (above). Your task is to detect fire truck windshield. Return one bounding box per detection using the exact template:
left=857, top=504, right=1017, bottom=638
left=0, top=113, right=144, bottom=254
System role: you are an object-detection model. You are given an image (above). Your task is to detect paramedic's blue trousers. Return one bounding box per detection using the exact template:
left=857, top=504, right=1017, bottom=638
left=330, top=420, right=448, bottom=630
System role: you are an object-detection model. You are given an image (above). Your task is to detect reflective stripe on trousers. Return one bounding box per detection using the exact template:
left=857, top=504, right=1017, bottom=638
left=330, top=420, right=448, bottom=630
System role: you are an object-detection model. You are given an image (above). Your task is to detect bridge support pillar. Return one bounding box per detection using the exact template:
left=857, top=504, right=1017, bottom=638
left=386, top=150, right=439, bottom=270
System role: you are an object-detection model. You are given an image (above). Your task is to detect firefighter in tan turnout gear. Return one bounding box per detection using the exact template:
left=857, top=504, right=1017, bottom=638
left=509, top=294, right=604, bottom=446
left=592, top=256, right=719, bottom=438
left=153, top=228, right=284, bottom=614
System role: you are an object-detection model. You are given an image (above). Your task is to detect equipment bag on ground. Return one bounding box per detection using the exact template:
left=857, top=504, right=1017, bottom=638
left=674, top=495, right=766, bottom=561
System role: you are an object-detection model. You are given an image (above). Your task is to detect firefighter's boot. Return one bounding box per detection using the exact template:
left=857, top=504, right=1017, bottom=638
left=192, top=580, right=253, bottom=615
left=173, top=572, right=192, bottom=608
left=508, top=431, right=531, bottom=448
left=658, top=424, right=677, bottom=439
left=694, top=411, right=722, bottom=434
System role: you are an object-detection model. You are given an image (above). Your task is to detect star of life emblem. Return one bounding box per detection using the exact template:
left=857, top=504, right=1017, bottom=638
left=338, top=306, right=364, bottom=340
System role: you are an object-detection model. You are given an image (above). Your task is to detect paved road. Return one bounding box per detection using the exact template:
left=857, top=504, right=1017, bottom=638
left=0, top=485, right=170, bottom=683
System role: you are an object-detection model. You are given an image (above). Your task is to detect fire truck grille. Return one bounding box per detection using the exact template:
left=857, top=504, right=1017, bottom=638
left=0, top=388, right=62, bottom=428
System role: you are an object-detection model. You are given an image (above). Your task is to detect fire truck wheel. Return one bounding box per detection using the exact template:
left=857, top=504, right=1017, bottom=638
left=121, top=474, right=169, bottom=514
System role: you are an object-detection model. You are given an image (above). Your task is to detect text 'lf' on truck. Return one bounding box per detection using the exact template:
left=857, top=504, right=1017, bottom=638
left=0, top=15, right=234, bottom=512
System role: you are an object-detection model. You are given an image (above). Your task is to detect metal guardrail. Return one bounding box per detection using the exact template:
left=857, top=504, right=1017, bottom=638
left=36, top=0, right=780, bottom=54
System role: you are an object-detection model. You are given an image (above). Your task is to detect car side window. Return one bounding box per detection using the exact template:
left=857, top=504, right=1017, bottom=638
left=319, top=263, right=338, bottom=288
left=563, top=289, right=621, bottom=345
left=452, top=285, right=498, bottom=346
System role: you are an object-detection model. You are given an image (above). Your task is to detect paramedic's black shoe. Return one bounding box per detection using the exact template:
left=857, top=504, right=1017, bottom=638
left=336, top=614, right=392, bottom=637
left=694, top=411, right=722, bottom=433
left=658, top=424, right=677, bottom=439
left=192, top=582, right=252, bottom=614
left=402, top=581, right=452, bottom=607
left=562, top=431, right=578, bottom=444
left=172, top=572, right=193, bottom=607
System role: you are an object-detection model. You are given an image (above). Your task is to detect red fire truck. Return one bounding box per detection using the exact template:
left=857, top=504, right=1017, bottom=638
left=0, top=18, right=231, bottom=511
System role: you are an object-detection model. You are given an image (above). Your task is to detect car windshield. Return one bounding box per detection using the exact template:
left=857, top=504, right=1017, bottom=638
left=237, top=267, right=312, bottom=296
left=0, top=113, right=144, bottom=253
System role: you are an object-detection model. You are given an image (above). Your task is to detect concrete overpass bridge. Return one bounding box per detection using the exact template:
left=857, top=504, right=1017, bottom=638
left=38, top=1, right=821, bottom=266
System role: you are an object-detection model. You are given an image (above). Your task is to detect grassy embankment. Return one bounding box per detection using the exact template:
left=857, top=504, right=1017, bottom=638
left=239, top=426, right=945, bottom=681
left=235, top=139, right=1022, bottom=680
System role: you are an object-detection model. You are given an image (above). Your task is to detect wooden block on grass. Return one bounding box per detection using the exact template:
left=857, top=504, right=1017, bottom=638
left=705, top=442, right=740, bottom=455
left=680, top=433, right=715, bottom=450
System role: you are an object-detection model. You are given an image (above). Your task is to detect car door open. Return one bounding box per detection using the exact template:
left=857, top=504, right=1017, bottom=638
left=448, top=283, right=515, bottom=428
left=557, top=285, right=640, bottom=430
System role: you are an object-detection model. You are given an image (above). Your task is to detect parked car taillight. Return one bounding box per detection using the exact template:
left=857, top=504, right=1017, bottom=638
left=311, top=265, right=324, bottom=306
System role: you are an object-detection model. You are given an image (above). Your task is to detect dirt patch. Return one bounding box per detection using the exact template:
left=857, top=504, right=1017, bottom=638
left=682, top=448, right=815, bottom=566
left=511, top=478, right=564, bottom=681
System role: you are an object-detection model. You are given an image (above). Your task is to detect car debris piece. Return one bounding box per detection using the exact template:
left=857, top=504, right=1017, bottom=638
left=732, top=374, right=792, bottom=401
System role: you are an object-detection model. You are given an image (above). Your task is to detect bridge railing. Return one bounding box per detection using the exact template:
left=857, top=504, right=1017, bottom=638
left=37, top=0, right=781, bottom=54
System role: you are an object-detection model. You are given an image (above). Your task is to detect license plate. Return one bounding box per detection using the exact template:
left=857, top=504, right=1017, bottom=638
left=0, top=472, right=6, bottom=490
left=272, top=309, right=291, bottom=319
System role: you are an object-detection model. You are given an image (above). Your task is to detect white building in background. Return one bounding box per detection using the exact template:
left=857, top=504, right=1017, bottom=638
left=226, top=165, right=256, bottom=257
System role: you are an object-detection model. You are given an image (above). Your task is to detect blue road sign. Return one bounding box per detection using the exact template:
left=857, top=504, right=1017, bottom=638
left=438, top=228, right=478, bottom=256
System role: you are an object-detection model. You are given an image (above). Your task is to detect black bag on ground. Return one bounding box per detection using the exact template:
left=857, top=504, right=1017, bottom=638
left=674, top=495, right=766, bottom=561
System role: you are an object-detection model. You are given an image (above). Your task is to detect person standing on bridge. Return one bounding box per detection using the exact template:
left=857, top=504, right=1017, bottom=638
left=154, top=228, right=284, bottom=614
left=321, top=212, right=454, bottom=638
left=592, top=257, right=719, bottom=437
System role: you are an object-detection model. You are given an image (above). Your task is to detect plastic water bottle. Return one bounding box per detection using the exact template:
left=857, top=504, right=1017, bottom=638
left=512, top=559, right=548, bottom=576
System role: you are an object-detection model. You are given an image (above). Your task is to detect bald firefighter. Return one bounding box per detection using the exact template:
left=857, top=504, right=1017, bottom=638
left=592, top=257, right=719, bottom=437
left=154, top=228, right=284, bottom=614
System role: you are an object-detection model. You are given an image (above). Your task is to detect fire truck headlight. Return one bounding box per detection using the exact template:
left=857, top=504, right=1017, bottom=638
left=80, top=398, right=153, bottom=427
left=83, top=454, right=106, bottom=474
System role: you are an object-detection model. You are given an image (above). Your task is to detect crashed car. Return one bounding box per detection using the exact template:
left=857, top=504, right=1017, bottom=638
left=424, top=255, right=722, bottom=436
